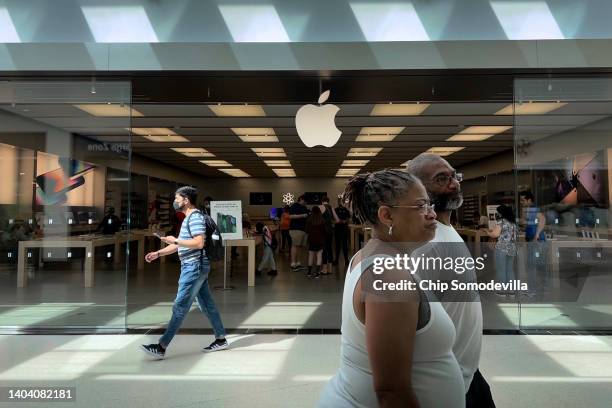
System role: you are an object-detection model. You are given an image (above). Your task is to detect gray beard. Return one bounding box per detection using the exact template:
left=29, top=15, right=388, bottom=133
left=431, top=191, right=464, bottom=211
left=445, top=195, right=464, bottom=210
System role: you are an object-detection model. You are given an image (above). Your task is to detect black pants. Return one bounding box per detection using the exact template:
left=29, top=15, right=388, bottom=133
left=334, top=225, right=349, bottom=263
left=281, top=230, right=292, bottom=251
left=466, top=369, right=495, bottom=408
left=322, top=234, right=333, bottom=264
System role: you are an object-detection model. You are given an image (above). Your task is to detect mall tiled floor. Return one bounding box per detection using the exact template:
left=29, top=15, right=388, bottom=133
left=0, top=334, right=611, bottom=408
left=2, top=246, right=612, bottom=332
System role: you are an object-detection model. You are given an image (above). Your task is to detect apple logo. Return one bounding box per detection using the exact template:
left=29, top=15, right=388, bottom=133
left=295, top=90, right=341, bottom=147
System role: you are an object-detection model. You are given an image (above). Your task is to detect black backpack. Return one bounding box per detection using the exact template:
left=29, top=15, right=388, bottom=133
left=186, top=210, right=224, bottom=262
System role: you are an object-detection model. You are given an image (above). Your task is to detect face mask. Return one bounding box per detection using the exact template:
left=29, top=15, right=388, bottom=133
left=173, top=201, right=183, bottom=211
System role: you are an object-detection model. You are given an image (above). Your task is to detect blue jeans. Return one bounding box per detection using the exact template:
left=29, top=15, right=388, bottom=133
left=258, top=245, right=276, bottom=271
left=526, top=241, right=549, bottom=296
left=159, top=257, right=226, bottom=348
left=495, top=250, right=515, bottom=285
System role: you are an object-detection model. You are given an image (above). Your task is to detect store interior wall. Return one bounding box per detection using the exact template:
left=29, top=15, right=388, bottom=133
left=201, top=178, right=350, bottom=217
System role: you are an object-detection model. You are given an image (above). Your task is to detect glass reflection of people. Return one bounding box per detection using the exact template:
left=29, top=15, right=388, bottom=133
left=319, top=169, right=464, bottom=407
left=333, top=197, right=351, bottom=266
left=97, top=207, right=121, bottom=235
left=520, top=190, right=547, bottom=298
left=408, top=154, right=494, bottom=408
left=487, top=205, right=518, bottom=296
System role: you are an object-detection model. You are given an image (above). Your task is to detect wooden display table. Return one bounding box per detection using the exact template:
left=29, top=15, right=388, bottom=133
left=455, top=228, right=489, bottom=257
left=17, top=232, right=144, bottom=288
left=547, top=239, right=612, bottom=289
left=223, top=238, right=256, bottom=287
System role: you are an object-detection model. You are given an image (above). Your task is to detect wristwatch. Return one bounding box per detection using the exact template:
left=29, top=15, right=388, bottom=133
left=174, top=239, right=179, bottom=245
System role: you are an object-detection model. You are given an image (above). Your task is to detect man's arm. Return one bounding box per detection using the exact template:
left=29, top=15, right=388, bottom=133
left=161, top=234, right=204, bottom=249
left=331, top=207, right=340, bottom=223
left=158, top=244, right=178, bottom=256
left=536, top=212, right=546, bottom=240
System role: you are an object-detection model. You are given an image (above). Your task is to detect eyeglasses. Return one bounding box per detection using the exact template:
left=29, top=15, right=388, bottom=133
left=431, top=172, right=463, bottom=186
left=386, top=202, right=436, bottom=215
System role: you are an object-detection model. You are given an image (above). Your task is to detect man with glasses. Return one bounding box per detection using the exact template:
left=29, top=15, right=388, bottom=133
left=407, top=154, right=495, bottom=408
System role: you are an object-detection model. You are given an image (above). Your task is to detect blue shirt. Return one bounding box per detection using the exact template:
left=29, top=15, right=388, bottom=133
left=178, top=210, right=206, bottom=263
left=524, top=206, right=545, bottom=241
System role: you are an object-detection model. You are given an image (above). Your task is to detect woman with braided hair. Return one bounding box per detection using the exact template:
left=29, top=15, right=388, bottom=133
left=319, top=169, right=465, bottom=408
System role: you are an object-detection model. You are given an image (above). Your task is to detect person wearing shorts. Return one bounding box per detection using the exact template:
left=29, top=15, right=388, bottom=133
left=289, top=195, right=309, bottom=271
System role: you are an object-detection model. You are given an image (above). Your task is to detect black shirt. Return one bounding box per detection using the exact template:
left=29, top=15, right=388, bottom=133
left=98, top=214, right=121, bottom=235
left=335, top=206, right=351, bottom=223
left=289, top=203, right=309, bottom=231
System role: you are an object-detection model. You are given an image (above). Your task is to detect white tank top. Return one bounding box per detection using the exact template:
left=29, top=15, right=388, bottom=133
left=319, top=254, right=465, bottom=408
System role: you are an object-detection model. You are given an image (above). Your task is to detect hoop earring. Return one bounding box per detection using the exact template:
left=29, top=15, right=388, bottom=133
left=388, top=224, right=393, bottom=236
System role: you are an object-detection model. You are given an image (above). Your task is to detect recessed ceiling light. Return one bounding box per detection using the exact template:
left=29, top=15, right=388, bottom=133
left=75, top=104, right=143, bottom=117
left=446, top=134, right=491, bottom=142
left=370, top=103, right=429, bottom=116
left=239, top=135, right=279, bottom=142
left=341, top=160, right=370, bottom=167
left=252, top=148, right=286, bottom=157
left=171, top=148, right=215, bottom=157
left=200, top=160, right=232, bottom=167
left=425, top=147, right=465, bottom=156
left=264, top=160, right=291, bottom=167
left=495, top=101, right=567, bottom=115
left=144, top=135, right=189, bottom=142
left=209, top=104, right=266, bottom=117
left=348, top=147, right=383, bottom=157
left=336, top=168, right=360, bottom=177
left=232, top=128, right=279, bottom=142
left=356, top=134, right=397, bottom=142
left=219, top=168, right=251, bottom=178
left=272, top=168, right=296, bottom=177
left=356, top=127, right=404, bottom=142
left=447, top=125, right=512, bottom=141
left=231, top=128, right=276, bottom=135
left=130, top=127, right=177, bottom=135
left=130, top=128, right=188, bottom=142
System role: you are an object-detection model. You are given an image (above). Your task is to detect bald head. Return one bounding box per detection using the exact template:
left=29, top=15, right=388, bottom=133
left=406, top=153, right=451, bottom=181
left=405, top=153, right=463, bottom=214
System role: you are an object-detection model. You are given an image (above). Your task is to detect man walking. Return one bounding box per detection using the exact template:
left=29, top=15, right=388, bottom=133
left=408, top=154, right=495, bottom=408
left=140, top=186, right=228, bottom=359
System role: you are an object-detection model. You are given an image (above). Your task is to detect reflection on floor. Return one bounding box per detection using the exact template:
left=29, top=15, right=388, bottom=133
left=0, top=334, right=610, bottom=408
left=1, top=246, right=611, bottom=330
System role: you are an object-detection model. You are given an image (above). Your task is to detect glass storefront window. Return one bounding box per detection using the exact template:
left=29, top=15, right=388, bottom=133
left=514, top=77, right=612, bottom=330
left=0, top=80, right=131, bottom=332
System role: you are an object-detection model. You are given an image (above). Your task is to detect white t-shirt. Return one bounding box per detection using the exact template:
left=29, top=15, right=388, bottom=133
left=429, top=221, right=483, bottom=392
